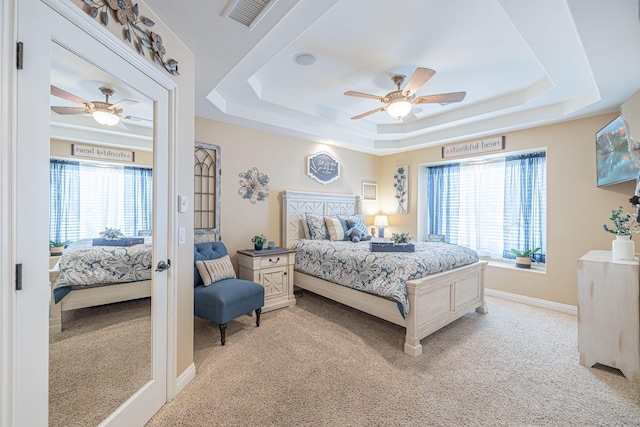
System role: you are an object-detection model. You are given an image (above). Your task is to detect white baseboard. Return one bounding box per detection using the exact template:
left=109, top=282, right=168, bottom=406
left=174, top=363, right=196, bottom=397
left=486, top=288, right=577, bottom=316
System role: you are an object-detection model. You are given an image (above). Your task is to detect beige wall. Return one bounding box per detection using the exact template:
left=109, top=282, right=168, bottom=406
left=195, top=117, right=380, bottom=258
left=378, top=113, right=635, bottom=306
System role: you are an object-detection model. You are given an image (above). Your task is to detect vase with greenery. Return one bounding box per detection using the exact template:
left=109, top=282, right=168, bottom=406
left=603, top=206, right=638, bottom=260
left=251, top=234, right=267, bottom=250
left=391, top=232, right=412, bottom=245
left=99, top=227, right=124, bottom=240
left=509, top=247, right=541, bottom=269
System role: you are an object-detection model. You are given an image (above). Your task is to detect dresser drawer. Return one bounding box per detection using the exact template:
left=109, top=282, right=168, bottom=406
left=260, top=254, right=288, bottom=268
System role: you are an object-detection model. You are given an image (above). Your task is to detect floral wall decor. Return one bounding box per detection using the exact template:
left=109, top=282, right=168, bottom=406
left=394, top=165, right=408, bottom=214
left=238, top=167, right=269, bottom=204
left=80, top=0, right=180, bottom=76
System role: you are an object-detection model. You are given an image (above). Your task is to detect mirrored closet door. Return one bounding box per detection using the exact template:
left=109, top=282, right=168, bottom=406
left=15, top=1, right=172, bottom=425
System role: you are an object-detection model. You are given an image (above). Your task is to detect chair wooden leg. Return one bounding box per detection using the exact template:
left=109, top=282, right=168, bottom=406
left=255, top=308, right=261, bottom=327
left=219, top=323, right=227, bottom=345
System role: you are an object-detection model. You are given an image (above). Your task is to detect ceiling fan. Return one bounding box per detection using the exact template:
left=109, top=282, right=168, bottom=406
left=50, top=85, right=150, bottom=129
left=344, top=67, right=466, bottom=120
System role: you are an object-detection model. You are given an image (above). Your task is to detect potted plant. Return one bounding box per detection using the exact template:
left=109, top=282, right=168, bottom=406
left=510, top=247, right=541, bottom=269
left=99, top=227, right=124, bottom=240
left=49, top=240, right=71, bottom=256
left=391, top=232, right=412, bottom=245
left=251, top=234, right=267, bottom=250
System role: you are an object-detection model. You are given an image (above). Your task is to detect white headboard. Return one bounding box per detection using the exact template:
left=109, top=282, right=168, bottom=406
left=280, top=190, right=361, bottom=249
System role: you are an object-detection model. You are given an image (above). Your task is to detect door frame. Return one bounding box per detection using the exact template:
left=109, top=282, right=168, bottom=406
left=0, top=0, right=180, bottom=424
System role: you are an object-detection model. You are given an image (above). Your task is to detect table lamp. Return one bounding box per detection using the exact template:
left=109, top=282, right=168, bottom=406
left=374, top=215, right=389, bottom=238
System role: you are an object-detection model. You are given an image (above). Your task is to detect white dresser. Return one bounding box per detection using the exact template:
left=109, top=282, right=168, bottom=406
left=577, top=250, right=639, bottom=381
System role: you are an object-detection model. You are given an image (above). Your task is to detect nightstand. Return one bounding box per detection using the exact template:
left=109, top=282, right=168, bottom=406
left=237, top=247, right=296, bottom=312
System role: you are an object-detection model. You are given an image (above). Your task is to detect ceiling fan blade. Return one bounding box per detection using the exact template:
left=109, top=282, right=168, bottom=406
left=402, top=67, right=435, bottom=96
left=414, top=91, right=466, bottom=105
left=123, top=114, right=153, bottom=122
left=402, top=111, right=417, bottom=123
left=351, top=106, right=386, bottom=120
left=344, top=91, right=387, bottom=102
left=51, top=106, right=90, bottom=115
left=114, top=120, right=130, bottom=131
left=50, top=85, right=90, bottom=106
left=110, top=99, right=138, bottom=109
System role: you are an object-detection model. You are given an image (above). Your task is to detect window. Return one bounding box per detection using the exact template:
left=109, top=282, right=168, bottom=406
left=420, top=151, right=546, bottom=264
left=49, top=159, right=152, bottom=242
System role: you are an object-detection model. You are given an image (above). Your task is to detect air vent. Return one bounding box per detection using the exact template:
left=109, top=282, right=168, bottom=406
left=222, top=0, right=275, bottom=29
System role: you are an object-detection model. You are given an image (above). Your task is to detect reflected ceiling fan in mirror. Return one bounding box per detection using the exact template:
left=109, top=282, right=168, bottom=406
left=344, top=67, right=466, bottom=121
left=50, top=85, right=151, bottom=129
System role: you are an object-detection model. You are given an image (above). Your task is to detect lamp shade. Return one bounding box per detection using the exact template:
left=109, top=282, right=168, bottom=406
left=386, top=99, right=412, bottom=119
left=374, top=215, right=389, bottom=227
left=92, top=110, right=120, bottom=126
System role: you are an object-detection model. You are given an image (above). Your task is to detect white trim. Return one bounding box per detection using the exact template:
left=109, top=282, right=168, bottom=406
left=486, top=288, right=577, bottom=316
left=0, top=0, right=17, bottom=425
left=166, top=85, right=180, bottom=400
left=174, top=363, right=196, bottom=396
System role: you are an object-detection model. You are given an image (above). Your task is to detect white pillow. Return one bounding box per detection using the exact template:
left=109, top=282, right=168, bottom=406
left=196, top=255, right=236, bottom=286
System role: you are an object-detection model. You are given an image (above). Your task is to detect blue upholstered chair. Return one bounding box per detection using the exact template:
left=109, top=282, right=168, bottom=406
left=194, top=242, right=264, bottom=345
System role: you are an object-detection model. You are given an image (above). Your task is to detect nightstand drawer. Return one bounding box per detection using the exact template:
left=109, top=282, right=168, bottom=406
left=260, top=255, right=288, bottom=269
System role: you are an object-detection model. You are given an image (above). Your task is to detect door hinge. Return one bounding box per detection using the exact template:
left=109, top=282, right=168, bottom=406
left=16, top=41, right=23, bottom=70
left=15, top=263, right=22, bottom=290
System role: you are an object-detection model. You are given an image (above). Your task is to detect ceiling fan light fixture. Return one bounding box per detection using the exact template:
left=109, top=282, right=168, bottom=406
left=387, top=99, right=412, bottom=119
left=92, top=109, right=120, bottom=126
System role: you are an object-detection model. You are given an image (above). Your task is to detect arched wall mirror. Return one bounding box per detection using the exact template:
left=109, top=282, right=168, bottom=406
left=194, top=142, right=221, bottom=242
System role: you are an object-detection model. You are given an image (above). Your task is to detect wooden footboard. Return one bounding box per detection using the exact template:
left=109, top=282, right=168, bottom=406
left=49, top=267, right=152, bottom=334
left=293, top=261, right=487, bottom=356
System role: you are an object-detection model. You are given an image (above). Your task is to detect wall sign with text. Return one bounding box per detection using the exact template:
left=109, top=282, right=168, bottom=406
left=71, top=144, right=135, bottom=162
left=307, top=151, right=340, bottom=184
left=442, top=136, right=505, bottom=158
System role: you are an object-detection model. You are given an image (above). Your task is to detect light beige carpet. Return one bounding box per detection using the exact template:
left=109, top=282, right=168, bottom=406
left=49, top=298, right=151, bottom=427
left=147, top=292, right=640, bottom=427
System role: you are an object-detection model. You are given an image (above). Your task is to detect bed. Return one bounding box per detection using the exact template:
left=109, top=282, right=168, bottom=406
left=48, top=238, right=153, bottom=333
left=281, top=190, right=487, bottom=356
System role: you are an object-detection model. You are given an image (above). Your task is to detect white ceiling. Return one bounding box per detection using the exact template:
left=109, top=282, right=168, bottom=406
left=145, top=0, right=640, bottom=154
left=50, top=42, right=154, bottom=151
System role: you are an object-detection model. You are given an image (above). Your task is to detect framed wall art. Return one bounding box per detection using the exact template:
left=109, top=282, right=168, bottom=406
left=362, top=181, right=377, bottom=201
left=307, top=151, right=340, bottom=185
left=394, top=165, right=408, bottom=214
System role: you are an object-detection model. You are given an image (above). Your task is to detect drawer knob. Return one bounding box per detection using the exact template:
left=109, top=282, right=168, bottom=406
left=269, top=257, right=280, bottom=264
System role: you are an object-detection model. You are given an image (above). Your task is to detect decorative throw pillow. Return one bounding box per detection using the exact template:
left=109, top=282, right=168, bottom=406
left=196, top=255, right=236, bottom=286
left=301, top=217, right=311, bottom=239
left=306, top=213, right=329, bottom=240
left=338, top=213, right=369, bottom=237
left=324, top=216, right=349, bottom=241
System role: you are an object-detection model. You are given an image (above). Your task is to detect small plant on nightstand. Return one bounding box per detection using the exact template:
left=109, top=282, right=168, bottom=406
left=251, top=234, right=267, bottom=250
left=49, top=240, right=71, bottom=255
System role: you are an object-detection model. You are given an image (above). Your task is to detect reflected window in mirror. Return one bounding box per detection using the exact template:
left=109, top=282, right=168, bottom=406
left=194, top=142, right=221, bottom=241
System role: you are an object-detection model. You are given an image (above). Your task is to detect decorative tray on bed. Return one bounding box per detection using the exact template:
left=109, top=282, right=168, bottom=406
left=92, top=237, right=145, bottom=247
left=369, top=242, right=415, bottom=253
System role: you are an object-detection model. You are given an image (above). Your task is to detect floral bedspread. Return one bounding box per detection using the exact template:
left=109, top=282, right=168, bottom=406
left=292, top=239, right=479, bottom=317
left=52, top=239, right=153, bottom=302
